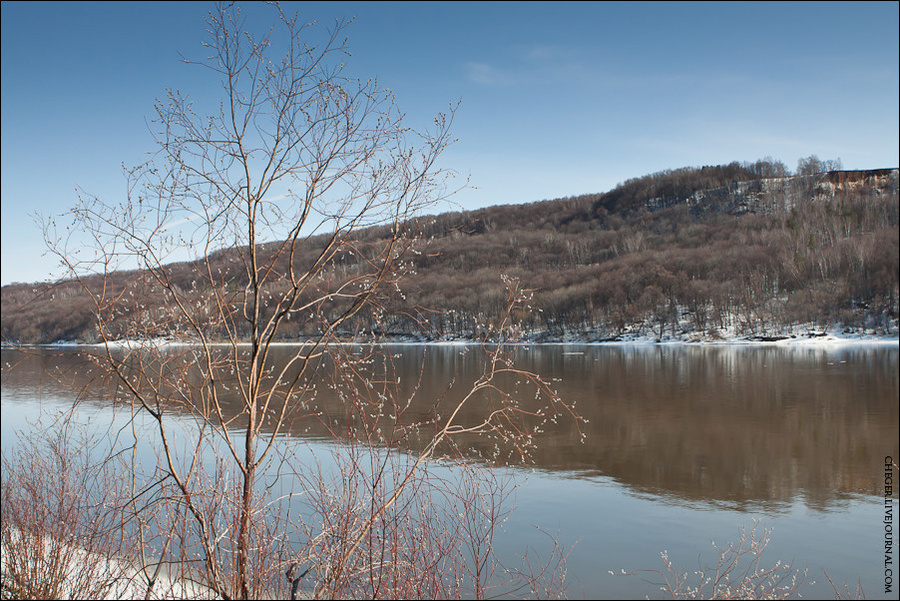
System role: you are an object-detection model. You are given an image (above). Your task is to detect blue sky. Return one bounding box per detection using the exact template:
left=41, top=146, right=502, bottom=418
left=2, top=1, right=898, bottom=285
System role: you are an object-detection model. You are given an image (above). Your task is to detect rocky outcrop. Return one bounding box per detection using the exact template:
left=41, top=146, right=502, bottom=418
left=642, top=168, right=899, bottom=217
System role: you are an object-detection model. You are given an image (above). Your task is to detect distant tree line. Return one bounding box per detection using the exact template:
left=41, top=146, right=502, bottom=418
left=3, top=160, right=897, bottom=343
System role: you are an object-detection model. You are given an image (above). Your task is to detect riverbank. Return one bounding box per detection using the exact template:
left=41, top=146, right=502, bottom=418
left=5, top=326, right=897, bottom=350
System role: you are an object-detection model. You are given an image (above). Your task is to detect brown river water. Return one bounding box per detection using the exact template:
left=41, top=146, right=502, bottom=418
left=2, top=343, right=897, bottom=598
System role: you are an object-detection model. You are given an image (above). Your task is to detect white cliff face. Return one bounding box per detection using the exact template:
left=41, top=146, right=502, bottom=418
left=641, top=168, right=899, bottom=217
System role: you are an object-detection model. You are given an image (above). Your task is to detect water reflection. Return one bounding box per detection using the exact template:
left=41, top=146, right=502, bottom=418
left=519, top=344, right=898, bottom=510
left=2, top=343, right=897, bottom=512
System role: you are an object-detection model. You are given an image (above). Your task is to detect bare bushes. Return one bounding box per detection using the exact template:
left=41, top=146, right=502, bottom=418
left=619, top=522, right=810, bottom=600
left=285, top=408, right=573, bottom=599
left=291, top=450, right=516, bottom=598
left=621, top=520, right=870, bottom=599
left=1, top=426, right=136, bottom=599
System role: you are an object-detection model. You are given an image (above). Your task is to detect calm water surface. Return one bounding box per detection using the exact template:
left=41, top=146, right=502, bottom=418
left=2, top=343, right=897, bottom=599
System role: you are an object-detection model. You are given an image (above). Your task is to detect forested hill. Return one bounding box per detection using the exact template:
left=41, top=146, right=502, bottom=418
left=3, top=162, right=898, bottom=343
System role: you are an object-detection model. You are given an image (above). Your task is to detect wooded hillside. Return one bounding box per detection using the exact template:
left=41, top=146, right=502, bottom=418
left=3, top=161, right=897, bottom=343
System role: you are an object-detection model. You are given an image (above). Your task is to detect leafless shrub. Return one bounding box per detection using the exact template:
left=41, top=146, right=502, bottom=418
left=824, top=570, right=866, bottom=600
left=618, top=521, right=811, bottom=600
left=0, top=425, right=138, bottom=600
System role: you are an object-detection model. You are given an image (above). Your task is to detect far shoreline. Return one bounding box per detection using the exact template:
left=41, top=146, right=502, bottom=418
left=4, top=331, right=898, bottom=351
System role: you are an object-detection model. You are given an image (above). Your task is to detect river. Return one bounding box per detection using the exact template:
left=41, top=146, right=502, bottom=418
left=2, top=342, right=897, bottom=599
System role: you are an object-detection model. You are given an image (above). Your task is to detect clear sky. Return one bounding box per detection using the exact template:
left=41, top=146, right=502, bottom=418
left=2, top=1, right=898, bottom=285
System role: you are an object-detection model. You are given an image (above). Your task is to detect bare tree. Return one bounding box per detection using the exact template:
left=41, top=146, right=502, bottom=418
left=40, top=3, right=579, bottom=599
left=796, top=154, right=841, bottom=176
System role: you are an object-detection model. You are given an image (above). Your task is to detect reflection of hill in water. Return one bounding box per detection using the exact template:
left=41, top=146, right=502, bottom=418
left=3, top=344, right=898, bottom=511
left=516, top=345, right=899, bottom=510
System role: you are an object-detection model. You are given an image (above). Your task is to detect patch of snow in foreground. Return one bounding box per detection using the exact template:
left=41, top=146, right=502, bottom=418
left=1, top=528, right=216, bottom=600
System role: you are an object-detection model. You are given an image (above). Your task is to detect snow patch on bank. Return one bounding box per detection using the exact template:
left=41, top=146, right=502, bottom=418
left=0, top=528, right=216, bottom=599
